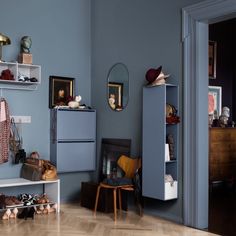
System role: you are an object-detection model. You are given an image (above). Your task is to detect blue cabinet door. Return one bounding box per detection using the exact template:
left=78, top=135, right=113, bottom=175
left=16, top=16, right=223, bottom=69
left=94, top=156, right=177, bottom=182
left=56, top=110, right=96, bottom=141
left=56, top=142, right=96, bottom=172
left=50, top=109, right=96, bottom=173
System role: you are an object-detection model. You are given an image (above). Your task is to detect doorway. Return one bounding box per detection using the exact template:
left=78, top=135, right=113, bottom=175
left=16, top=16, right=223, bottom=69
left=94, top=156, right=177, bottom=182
left=208, top=19, right=236, bottom=236
left=182, top=0, right=236, bottom=230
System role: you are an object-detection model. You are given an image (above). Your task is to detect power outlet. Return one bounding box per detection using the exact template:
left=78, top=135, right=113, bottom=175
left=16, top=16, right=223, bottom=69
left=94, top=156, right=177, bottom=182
left=10, top=116, right=31, bottom=123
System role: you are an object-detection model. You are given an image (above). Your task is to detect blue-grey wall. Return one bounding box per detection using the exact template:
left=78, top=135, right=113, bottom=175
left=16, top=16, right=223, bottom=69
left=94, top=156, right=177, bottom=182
left=91, top=0, right=203, bottom=222
left=0, top=0, right=207, bottom=222
left=0, top=0, right=92, bottom=202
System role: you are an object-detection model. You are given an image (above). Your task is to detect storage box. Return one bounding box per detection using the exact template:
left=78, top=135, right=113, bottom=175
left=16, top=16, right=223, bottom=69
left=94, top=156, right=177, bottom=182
left=164, top=181, right=178, bottom=200
left=18, top=53, right=33, bottom=64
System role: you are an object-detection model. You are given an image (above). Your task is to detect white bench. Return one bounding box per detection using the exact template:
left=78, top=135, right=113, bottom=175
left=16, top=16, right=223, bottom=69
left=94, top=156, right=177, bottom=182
left=0, top=178, right=60, bottom=212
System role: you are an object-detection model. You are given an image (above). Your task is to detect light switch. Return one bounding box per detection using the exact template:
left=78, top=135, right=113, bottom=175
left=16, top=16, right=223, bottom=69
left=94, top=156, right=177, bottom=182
left=10, top=116, right=31, bottom=123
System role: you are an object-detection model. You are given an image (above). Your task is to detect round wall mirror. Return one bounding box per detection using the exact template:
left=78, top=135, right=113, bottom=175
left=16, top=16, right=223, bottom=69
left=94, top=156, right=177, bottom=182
left=107, top=63, right=129, bottom=111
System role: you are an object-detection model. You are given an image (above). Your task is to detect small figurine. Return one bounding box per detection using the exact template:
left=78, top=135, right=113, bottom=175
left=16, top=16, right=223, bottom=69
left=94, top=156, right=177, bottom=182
left=208, top=114, right=214, bottom=127
left=19, top=36, right=33, bottom=64
left=166, top=103, right=180, bottom=124
left=109, top=94, right=116, bottom=110
left=219, top=107, right=230, bottom=127
left=222, top=106, right=230, bottom=118
left=20, top=36, right=32, bottom=53
left=68, top=95, right=82, bottom=108
left=212, top=110, right=220, bottom=127
left=75, top=95, right=82, bottom=103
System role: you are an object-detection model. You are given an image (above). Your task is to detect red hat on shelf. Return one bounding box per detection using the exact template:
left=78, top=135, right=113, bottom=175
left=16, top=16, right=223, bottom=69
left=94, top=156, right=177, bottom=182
left=145, top=66, right=170, bottom=86
left=145, top=66, right=162, bottom=84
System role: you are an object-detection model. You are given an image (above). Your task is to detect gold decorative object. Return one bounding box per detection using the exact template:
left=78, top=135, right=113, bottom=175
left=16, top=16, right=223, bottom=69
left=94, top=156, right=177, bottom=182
left=0, top=33, right=11, bottom=62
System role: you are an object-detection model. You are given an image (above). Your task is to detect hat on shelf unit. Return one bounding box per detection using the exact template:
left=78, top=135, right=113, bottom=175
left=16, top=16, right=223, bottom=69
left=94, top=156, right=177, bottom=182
left=145, top=65, right=170, bottom=87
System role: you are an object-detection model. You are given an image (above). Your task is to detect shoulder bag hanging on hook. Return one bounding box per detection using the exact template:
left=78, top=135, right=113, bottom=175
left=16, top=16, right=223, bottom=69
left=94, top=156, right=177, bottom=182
left=9, top=117, right=26, bottom=164
left=0, top=98, right=10, bottom=164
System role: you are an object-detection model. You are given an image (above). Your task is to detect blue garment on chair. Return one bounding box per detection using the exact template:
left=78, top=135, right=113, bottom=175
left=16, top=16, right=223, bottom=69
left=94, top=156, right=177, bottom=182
left=102, top=177, right=133, bottom=186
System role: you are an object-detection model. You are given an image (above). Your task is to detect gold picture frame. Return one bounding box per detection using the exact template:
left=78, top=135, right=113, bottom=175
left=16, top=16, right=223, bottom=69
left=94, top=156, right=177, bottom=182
left=209, top=41, right=217, bottom=79
left=108, top=82, right=123, bottom=110
left=49, top=76, right=74, bottom=108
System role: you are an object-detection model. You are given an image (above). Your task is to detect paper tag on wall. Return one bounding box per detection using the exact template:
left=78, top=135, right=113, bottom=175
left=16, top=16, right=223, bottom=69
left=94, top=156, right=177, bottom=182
left=0, top=101, right=6, bottom=122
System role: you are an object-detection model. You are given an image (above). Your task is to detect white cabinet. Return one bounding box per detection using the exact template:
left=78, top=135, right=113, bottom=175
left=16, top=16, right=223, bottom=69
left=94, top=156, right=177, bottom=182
left=142, top=84, right=179, bottom=201
left=0, top=62, right=41, bottom=90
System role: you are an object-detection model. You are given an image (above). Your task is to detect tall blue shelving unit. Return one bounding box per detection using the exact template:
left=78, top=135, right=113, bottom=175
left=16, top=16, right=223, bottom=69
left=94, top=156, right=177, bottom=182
left=142, top=84, right=179, bottom=200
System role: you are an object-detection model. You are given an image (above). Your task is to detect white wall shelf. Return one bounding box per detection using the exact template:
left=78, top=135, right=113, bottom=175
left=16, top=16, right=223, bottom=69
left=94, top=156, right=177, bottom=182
left=0, top=62, right=41, bottom=90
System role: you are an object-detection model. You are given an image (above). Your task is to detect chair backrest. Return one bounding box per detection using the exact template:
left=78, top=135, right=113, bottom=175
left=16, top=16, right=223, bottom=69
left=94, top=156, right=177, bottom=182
left=117, top=155, right=141, bottom=179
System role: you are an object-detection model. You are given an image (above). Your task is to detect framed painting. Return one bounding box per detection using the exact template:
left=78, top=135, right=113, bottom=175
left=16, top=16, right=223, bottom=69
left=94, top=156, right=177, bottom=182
left=108, top=82, right=123, bottom=110
left=209, top=41, right=217, bottom=79
left=49, top=76, right=74, bottom=108
left=208, top=86, right=222, bottom=116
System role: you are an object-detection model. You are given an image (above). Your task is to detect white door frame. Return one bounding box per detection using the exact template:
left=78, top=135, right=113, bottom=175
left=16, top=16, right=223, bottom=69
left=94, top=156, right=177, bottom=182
left=182, top=0, right=236, bottom=229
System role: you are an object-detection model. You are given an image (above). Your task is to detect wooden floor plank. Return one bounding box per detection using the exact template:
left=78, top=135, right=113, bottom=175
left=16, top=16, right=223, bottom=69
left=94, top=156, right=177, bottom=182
left=0, top=204, right=217, bottom=236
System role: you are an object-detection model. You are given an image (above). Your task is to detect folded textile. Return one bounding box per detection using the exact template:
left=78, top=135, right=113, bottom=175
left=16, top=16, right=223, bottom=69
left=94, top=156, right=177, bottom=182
left=102, top=177, right=132, bottom=186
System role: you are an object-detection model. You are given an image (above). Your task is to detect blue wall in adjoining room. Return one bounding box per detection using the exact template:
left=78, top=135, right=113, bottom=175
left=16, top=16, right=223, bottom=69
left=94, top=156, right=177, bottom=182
left=0, top=0, right=92, bottom=202
left=91, top=0, right=203, bottom=223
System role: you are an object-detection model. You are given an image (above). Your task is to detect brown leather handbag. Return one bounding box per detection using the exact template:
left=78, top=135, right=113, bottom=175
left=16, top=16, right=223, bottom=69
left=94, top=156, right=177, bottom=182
left=21, top=157, right=57, bottom=181
left=21, top=157, right=44, bottom=181
left=41, top=160, right=58, bottom=181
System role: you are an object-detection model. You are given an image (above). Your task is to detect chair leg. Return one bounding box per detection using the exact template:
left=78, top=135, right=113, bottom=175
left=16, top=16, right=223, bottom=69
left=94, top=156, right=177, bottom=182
left=113, top=188, right=117, bottom=221
left=118, top=188, right=122, bottom=212
left=94, top=185, right=101, bottom=216
left=133, top=190, right=143, bottom=217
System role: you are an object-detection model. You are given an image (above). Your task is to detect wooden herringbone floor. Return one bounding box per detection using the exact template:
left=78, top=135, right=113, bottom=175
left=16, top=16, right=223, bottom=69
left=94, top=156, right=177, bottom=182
left=0, top=204, right=218, bottom=236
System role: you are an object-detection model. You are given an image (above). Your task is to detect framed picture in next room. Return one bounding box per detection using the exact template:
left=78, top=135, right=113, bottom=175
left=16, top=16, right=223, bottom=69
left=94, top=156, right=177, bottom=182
left=209, top=41, right=217, bottom=79
left=208, top=86, right=222, bottom=116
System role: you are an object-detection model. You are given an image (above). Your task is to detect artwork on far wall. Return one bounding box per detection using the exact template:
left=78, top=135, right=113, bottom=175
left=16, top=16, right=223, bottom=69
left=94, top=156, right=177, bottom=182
left=208, top=86, right=222, bottom=116
left=49, top=76, right=74, bottom=108
left=209, top=41, right=217, bottom=79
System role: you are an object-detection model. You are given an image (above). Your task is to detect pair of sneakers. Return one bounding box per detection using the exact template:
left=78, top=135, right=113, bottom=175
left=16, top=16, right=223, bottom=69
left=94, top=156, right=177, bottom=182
left=36, top=193, right=49, bottom=204
left=18, top=74, right=38, bottom=82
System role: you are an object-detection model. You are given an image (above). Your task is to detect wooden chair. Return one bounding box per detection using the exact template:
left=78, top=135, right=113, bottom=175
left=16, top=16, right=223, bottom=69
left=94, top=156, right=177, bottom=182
left=94, top=155, right=141, bottom=221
